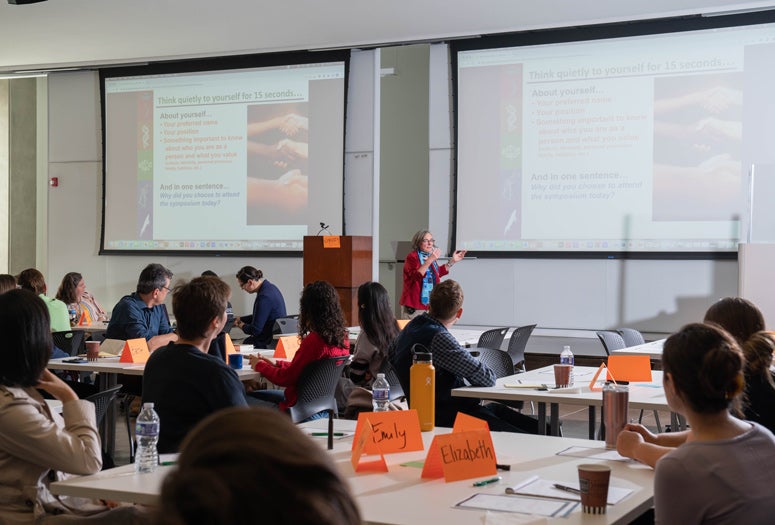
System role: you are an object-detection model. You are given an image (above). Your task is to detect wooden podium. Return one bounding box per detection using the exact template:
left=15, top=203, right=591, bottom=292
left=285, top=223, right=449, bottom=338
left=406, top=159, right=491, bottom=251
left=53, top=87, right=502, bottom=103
left=303, top=235, right=372, bottom=326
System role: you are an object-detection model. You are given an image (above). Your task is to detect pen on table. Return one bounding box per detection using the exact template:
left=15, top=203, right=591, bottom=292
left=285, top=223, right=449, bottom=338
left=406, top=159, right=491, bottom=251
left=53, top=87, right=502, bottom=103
left=553, top=483, right=581, bottom=494
left=160, top=461, right=177, bottom=466
left=311, top=432, right=345, bottom=437
left=472, top=476, right=502, bottom=487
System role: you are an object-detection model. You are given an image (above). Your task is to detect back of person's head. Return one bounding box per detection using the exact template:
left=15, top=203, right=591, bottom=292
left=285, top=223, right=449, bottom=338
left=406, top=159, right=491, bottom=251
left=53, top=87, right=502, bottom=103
left=173, top=277, right=230, bottom=340
left=703, top=297, right=764, bottom=346
left=200, top=270, right=218, bottom=277
left=56, top=271, right=83, bottom=304
left=0, top=274, right=16, bottom=294
left=357, top=281, right=399, bottom=351
left=156, top=407, right=362, bottom=525
left=299, top=280, right=346, bottom=347
left=0, top=289, right=53, bottom=387
left=137, top=263, right=173, bottom=295
left=236, top=266, right=262, bottom=285
left=410, top=229, right=431, bottom=251
left=742, top=331, right=775, bottom=385
left=17, top=268, right=46, bottom=295
left=428, top=279, right=464, bottom=321
left=662, top=322, right=744, bottom=415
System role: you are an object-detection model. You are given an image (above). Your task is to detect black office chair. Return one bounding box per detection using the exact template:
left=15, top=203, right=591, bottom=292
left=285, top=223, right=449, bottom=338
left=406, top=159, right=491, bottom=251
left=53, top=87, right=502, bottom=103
left=476, top=327, right=509, bottom=350
left=52, top=330, right=86, bottom=357
left=84, top=384, right=123, bottom=470
left=596, top=330, right=626, bottom=355
left=506, top=324, right=537, bottom=372
left=379, top=359, right=406, bottom=403
left=288, top=356, right=349, bottom=450
left=270, top=315, right=300, bottom=349
left=476, top=347, right=516, bottom=378
left=618, top=328, right=645, bottom=347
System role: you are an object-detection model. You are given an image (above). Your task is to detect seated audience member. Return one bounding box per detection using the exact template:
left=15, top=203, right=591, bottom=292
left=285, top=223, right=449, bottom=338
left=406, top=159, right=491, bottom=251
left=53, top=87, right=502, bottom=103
left=0, top=289, right=145, bottom=524
left=234, top=266, right=287, bottom=348
left=338, top=281, right=400, bottom=416
left=55, top=272, right=108, bottom=324
left=649, top=323, right=775, bottom=523
left=17, top=268, right=70, bottom=332
left=105, top=263, right=178, bottom=351
left=742, top=331, right=775, bottom=433
left=247, top=280, right=349, bottom=412
left=155, top=407, right=361, bottom=525
left=619, top=296, right=767, bottom=467
left=0, top=273, right=16, bottom=294
left=388, top=279, right=539, bottom=433
left=201, top=270, right=234, bottom=362
left=142, top=276, right=247, bottom=453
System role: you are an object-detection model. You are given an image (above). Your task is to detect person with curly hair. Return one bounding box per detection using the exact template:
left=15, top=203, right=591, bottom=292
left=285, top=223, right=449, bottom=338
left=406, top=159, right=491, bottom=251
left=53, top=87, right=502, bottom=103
left=248, top=281, right=349, bottom=414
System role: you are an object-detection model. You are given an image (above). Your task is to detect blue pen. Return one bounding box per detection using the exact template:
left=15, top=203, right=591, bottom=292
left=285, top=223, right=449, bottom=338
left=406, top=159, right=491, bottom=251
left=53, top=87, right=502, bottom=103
left=472, top=476, right=501, bottom=487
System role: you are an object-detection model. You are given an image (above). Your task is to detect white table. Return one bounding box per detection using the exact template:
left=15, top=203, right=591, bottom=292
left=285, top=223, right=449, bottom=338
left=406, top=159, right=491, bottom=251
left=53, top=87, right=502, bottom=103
left=611, top=339, right=665, bottom=359
left=452, top=366, right=674, bottom=439
left=51, top=419, right=655, bottom=525
left=348, top=326, right=485, bottom=348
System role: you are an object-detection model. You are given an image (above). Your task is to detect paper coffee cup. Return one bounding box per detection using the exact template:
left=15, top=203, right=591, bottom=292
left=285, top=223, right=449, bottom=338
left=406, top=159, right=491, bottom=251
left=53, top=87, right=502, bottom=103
left=553, top=364, right=572, bottom=388
left=578, top=464, right=611, bottom=514
left=85, top=340, right=100, bottom=360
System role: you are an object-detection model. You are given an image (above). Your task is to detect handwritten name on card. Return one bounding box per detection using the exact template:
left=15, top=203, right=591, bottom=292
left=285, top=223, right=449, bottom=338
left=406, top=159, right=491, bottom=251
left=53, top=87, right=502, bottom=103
left=119, top=338, right=151, bottom=364
left=422, top=429, right=497, bottom=482
left=353, top=410, right=423, bottom=454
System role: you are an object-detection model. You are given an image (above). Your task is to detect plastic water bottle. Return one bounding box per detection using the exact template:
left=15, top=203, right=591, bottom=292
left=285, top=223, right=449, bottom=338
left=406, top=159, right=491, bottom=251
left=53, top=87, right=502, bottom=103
left=135, top=402, right=160, bottom=473
left=560, top=345, right=575, bottom=386
left=68, top=305, right=77, bottom=326
left=372, top=373, right=390, bottom=412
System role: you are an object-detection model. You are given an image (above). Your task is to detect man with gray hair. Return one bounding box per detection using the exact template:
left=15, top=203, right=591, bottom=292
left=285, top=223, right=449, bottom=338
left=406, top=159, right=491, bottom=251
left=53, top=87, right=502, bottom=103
left=106, top=263, right=178, bottom=351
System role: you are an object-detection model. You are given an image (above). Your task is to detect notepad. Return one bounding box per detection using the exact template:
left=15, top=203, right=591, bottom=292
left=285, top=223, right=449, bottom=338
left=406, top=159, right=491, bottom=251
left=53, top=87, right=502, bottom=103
left=456, top=493, right=577, bottom=517
left=504, top=475, right=633, bottom=505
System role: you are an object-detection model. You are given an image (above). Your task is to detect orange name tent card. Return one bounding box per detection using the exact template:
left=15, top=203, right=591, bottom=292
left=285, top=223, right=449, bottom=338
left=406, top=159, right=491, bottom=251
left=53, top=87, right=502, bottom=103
left=607, top=355, right=652, bottom=382
left=422, top=429, right=497, bottom=482
left=119, top=338, right=151, bottom=364
left=224, top=333, right=236, bottom=357
left=274, top=336, right=300, bottom=360
left=323, top=236, right=341, bottom=248
left=351, top=421, right=388, bottom=473
left=77, top=309, right=92, bottom=326
left=452, top=412, right=490, bottom=433
left=397, top=319, right=410, bottom=330
left=353, top=410, right=424, bottom=454
left=589, top=362, right=607, bottom=392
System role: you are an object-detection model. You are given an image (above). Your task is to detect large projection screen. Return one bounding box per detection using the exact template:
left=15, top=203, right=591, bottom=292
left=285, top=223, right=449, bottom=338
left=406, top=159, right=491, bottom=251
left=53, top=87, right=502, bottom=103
left=453, top=12, right=775, bottom=258
left=100, top=52, right=348, bottom=255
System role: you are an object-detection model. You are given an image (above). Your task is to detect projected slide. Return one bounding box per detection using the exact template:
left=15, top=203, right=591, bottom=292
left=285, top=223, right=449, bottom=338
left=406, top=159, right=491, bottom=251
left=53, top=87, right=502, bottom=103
left=456, top=20, right=775, bottom=254
left=102, top=59, right=345, bottom=253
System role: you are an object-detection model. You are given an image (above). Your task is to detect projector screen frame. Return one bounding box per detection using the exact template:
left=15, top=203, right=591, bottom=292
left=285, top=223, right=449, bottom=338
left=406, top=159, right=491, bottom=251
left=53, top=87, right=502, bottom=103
left=450, top=10, right=775, bottom=261
left=98, top=49, right=350, bottom=257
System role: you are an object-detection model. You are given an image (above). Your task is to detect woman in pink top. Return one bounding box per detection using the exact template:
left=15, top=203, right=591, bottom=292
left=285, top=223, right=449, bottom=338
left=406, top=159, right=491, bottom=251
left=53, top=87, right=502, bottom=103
left=248, top=280, right=349, bottom=412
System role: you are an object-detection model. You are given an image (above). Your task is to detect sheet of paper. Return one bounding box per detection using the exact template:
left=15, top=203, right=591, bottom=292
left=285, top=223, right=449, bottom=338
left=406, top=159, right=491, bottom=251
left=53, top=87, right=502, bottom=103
left=504, top=477, right=633, bottom=505
left=556, top=446, right=630, bottom=462
left=456, top=493, right=577, bottom=517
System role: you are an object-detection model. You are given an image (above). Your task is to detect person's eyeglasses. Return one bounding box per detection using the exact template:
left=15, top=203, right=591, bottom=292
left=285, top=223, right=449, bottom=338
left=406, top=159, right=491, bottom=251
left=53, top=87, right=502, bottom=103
left=160, top=286, right=171, bottom=293
left=239, top=281, right=249, bottom=290
left=422, top=238, right=435, bottom=244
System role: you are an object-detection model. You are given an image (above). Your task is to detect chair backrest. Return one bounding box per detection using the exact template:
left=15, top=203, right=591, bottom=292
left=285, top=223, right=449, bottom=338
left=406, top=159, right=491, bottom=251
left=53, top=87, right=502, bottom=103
left=596, top=330, right=627, bottom=355
left=84, top=384, right=123, bottom=426
left=476, top=347, right=516, bottom=379
left=288, top=355, right=349, bottom=424
left=273, top=315, right=299, bottom=336
left=476, top=327, right=509, bottom=350
left=378, top=359, right=405, bottom=402
left=618, top=328, right=645, bottom=348
left=506, top=324, right=537, bottom=370
left=51, top=330, right=86, bottom=357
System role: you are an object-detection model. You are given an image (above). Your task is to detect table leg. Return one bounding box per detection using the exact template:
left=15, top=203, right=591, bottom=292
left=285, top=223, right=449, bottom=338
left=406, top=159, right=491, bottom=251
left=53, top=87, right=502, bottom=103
left=97, top=373, right=118, bottom=458
left=549, top=403, right=560, bottom=436
left=537, top=403, right=547, bottom=435
left=588, top=406, right=597, bottom=440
